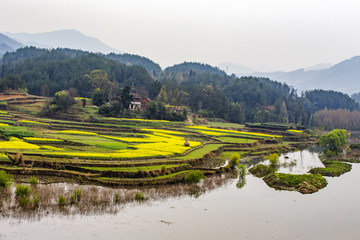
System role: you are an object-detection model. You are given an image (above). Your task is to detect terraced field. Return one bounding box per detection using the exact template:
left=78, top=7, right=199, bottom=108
left=0, top=110, right=306, bottom=186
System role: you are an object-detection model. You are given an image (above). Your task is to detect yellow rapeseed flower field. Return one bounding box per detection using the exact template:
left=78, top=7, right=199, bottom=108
left=23, top=137, right=64, bottom=142
left=186, top=126, right=282, bottom=138
left=286, top=129, right=303, bottom=133
left=0, top=139, right=40, bottom=149
left=141, top=128, right=188, bottom=135
left=41, top=129, right=201, bottom=159
left=39, top=145, right=65, bottom=151
left=57, top=130, right=98, bottom=136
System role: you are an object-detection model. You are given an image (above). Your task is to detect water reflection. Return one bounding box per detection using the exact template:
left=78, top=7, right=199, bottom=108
left=0, top=174, right=234, bottom=221
left=262, top=149, right=325, bottom=174
left=2, top=164, right=360, bottom=240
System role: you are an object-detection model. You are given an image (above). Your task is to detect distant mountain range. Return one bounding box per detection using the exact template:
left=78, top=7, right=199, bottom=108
left=0, top=33, right=24, bottom=55
left=219, top=58, right=359, bottom=94
left=251, top=57, right=360, bottom=94
left=0, top=30, right=161, bottom=74
left=4, top=29, right=121, bottom=54
left=1, top=29, right=360, bottom=94
left=217, top=62, right=255, bottom=76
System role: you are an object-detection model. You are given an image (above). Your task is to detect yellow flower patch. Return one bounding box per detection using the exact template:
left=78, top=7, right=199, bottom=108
left=42, top=129, right=202, bottom=159
left=286, top=129, right=303, bottom=133
left=141, top=128, right=188, bottom=135
left=23, top=137, right=64, bottom=142
left=197, top=130, right=228, bottom=136
left=186, top=126, right=282, bottom=138
left=0, top=123, right=9, bottom=127
left=39, top=145, right=65, bottom=151
left=0, top=140, right=40, bottom=149
left=0, top=111, right=7, bottom=115
left=101, top=134, right=155, bottom=143
left=57, top=130, right=97, bottom=136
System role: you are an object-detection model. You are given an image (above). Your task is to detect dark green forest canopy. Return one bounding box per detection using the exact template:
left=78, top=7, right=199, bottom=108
left=0, top=47, right=154, bottom=97
left=0, top=47, right=359, bottom=125
left=105, top=53, right=161, bottom=75
left=303, top=89, right=359, bottom=112
left=164, top=62, right=226, bottom=76
left=2, top=47, right=162, bottom=75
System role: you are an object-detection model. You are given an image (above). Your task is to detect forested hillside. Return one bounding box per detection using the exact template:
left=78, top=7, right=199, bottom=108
left=1, top=47, right=162, bottom=75
left=0, top=47, right=153, bottom=98
left=302, top=89, right=359, bottom=113
left=165, top=62, right=226, bottom=76
left=0, top=47, right=358, bottom=126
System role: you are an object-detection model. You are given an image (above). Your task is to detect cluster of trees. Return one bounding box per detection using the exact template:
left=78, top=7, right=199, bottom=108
left=319, top=129, right=348, bottom=154
left=144, top=102, right=187, bottom=121
left=303, top=89, right=359, bottom=113
left=41, top=90, right=76, bottom=116
left=313, top=109, right=360, bottom=130
left=0, top=75, right=25, bottom=91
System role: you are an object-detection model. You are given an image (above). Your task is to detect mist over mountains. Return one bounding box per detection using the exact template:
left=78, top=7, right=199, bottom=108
left=0, top=33, right=24, bottom=55
left=250, top=56, right=360, bottom=94
left=4, top=29, right=121, bottom=54
left=1, top=29, right=360, bottom=95
left=221, top=58, right=360, bottom=95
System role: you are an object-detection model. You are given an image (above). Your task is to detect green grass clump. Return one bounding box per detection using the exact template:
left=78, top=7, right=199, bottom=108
left=32, top=194, right=40, bottom=208
left=58, top=195, right=66, bottom=206
left=29, top=176, right=39, bottom=185
left=229, top=153, right=240, bottom=169
left=310, top=160, right=352, bottom=177
left=184, top=170, right=205, bottom=183
left=114, top=193, right=120, bottom=203
left=15, top=184, right=31, bottom=198
left=135, top=192, right=145, bottom=201
left=70, top=189, right=82, bottom=204
left=268, top=153, right=280, bottom=167
left=0, top=170, right=13, bottom=187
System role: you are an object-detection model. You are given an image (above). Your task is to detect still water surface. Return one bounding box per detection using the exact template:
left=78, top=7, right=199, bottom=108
left=1, top=150, right=360, bottom=240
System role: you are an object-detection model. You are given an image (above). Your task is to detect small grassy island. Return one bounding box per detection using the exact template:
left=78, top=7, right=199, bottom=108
left=248, top=164, right=274, bottom=178
left=310, top=160, right=352, bottom=177
left=263, top=173, right=327, bottom=194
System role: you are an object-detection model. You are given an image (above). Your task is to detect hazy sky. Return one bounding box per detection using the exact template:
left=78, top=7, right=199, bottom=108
left=2, top=0, right=360, bottom=71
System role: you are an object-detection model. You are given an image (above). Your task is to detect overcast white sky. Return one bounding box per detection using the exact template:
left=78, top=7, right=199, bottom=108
left=1, top=0, right=360, bottom=71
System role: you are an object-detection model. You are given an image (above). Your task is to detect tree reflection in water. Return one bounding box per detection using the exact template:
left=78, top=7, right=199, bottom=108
left=0, top=173, right=233, bottom=220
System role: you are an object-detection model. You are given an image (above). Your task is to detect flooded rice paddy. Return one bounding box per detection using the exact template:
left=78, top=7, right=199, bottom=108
left=1, top=149, right=360, bottom=240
